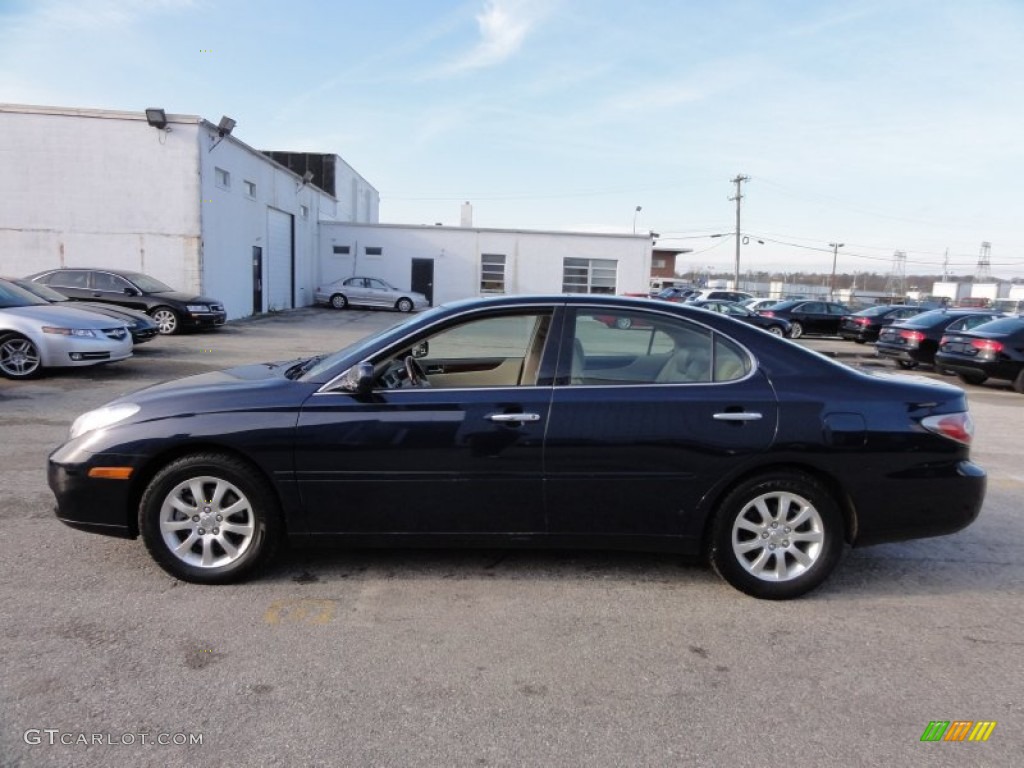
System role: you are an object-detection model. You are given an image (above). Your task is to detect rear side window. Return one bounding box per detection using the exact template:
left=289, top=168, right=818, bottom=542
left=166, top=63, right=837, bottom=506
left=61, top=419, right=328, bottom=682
left=963, top=317, right=1024, bottom=335
left=44, top=270, right=90, bottom=288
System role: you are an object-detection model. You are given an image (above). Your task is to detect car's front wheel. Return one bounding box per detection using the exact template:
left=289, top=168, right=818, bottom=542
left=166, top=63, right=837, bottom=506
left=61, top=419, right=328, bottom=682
left=614, top=317, right=633, bottom=330
left=395, top=297, right=414, bottom=313
left=0, top=334, right=42, bottom=379
left=330, top=294, right=348, bottom=310
left=139, top=453, right=282, bottom=584
left=150, top=307, right=179, bottom=335
left=709, top=471, right=844, bottom=599
left=766, top=325, right=784, bottom=336
left=789, top=321, right=803, bottom=339
left=897, top=360, right=918, bottom=370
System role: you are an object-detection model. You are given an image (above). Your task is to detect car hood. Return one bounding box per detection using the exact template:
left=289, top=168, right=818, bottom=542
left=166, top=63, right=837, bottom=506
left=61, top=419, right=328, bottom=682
left=1, top=304, right=128, bottom=329
left=149, top=291, right=222, bottom=305
left=66, top=301, right=155, bottom=324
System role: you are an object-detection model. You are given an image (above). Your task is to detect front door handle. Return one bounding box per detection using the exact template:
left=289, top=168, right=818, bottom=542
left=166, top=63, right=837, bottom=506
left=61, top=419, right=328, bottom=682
left=712, top=412, right=763, bottom=422
left=486, top=412, right=541, bottom=423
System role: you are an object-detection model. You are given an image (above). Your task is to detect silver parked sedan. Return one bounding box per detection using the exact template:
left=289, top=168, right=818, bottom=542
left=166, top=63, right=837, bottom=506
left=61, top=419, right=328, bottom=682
left=314, top=276, right=429, bottom=312
left=0, top=279, right=132, bottom=379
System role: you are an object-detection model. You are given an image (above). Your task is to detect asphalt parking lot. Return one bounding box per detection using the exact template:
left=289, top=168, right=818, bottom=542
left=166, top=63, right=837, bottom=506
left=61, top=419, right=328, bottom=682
left=1, top=308, right=1021, bottom=767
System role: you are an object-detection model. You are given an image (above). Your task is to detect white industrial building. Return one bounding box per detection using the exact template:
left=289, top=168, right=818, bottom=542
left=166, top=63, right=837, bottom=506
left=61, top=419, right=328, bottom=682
left=319, top=219, right=651, bottom=306
left=1, top=103, right=653, bottom=319
left=0, top=103, right=378, bottom=319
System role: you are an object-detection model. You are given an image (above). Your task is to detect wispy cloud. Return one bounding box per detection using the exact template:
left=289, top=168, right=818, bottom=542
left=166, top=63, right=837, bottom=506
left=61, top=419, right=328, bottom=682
left=439, top=0, right=548, bottom=75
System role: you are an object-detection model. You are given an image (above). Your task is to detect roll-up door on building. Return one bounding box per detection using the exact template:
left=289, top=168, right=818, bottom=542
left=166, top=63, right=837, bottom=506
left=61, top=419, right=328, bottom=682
left=267, top=208, right=293, bottom=311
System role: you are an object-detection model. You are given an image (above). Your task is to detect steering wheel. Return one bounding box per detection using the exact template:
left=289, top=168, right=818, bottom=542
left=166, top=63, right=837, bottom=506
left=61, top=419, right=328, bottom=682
left=404, top=355, right=430, bottom=388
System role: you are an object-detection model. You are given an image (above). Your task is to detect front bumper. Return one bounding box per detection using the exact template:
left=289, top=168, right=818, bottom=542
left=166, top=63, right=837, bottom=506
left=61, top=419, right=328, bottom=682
left=40, top=333, right=133, bottom=368
left=48, top=446, right=142, bottom=538
left=182, top=311, right=227, bottom=330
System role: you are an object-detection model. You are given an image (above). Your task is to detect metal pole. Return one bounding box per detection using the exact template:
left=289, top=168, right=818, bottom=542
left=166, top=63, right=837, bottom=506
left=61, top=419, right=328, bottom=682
left=828, top=242, right=844, bottom=300
left=729, top=175, right=749, bottom=290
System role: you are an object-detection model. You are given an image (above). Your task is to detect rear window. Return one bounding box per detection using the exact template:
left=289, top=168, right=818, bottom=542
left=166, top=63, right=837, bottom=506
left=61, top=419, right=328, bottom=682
left=966, top=317, right=1024, bottom=335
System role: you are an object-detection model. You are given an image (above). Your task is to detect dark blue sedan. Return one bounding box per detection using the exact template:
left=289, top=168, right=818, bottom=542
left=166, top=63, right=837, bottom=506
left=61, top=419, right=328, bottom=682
left=48, top=295, right=986, bottom=599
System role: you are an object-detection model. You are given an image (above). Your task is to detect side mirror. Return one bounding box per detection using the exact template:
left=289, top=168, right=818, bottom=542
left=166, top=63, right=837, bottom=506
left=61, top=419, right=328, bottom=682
left=339, top=362, right=375, bottom=394
left=123, top=287, right=138, bottom=296
left=411, top=341, right=429, bottom=358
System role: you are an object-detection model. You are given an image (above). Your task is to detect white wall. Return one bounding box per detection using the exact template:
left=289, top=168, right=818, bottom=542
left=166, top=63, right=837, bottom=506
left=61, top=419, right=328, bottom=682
left=317, top=222, right=650, bottom=305
left=333, top=157, right=379, bottom=223
left=0, top=106, right=202, bottom=289
left=197, top=128, right=337, bottom=318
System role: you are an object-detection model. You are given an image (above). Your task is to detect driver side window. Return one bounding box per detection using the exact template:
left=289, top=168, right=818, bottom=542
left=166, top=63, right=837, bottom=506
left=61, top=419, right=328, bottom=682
left=377, top=312, right=552, bottom=389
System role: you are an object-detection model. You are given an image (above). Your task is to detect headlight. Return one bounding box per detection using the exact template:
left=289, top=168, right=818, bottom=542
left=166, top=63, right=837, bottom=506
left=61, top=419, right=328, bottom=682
left=70, top=403, right=140, bottom=439
left=42, top=327, right=97, bottom=338
left=186, top=304, right=209, bottom=312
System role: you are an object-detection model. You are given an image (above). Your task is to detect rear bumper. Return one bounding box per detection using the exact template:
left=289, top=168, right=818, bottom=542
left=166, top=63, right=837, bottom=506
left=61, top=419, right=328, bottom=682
left=853, top=460, right=986, bottom=546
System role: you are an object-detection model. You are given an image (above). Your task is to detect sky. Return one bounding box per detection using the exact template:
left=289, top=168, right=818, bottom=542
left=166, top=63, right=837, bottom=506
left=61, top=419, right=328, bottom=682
left=2, top=0, right=1024, bottom=279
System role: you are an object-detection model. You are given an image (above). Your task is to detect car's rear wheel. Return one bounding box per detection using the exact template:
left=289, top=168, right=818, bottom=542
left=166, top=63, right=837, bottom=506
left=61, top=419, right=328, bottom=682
left=789, top=321, right=803, bottom=339
left=150, top=307, right=179, bottom=335
left=396, top=297, right=414, bottom=313
left=897, top=360, right=918, bottom=370
left=1012, top=369, right=1024, bottom=394
left=330, top=294, right=348, bottom=310
left=709, top=471, right=844, bottom=599
left=957, top=371, right=987, bottom=386
left=766, top=325, right=784, bottom=336
left=139, top=454, right=282, bottom=584
left=614, top=317, right=633, bottom=330
left=0, top=334, right=42, bottom=379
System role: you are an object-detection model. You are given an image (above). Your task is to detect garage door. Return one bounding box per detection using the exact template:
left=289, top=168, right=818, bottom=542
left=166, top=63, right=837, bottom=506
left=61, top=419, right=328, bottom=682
left=267, top=208, right=293, bottom=311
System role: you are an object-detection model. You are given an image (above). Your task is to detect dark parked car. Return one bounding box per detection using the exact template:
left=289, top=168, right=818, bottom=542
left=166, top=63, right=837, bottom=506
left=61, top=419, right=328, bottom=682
left=7, top=277, right=159, bottom=344
left=839, top=305, right=927, bottom=343
left=26, top=268, right=225, bottom=335
left=690, top=300, right=791, bottom=336
left=49, top=295, right=985, bottom=599
left=875, top=309, right=1005, bottom=369
left=758, top=300, right=850, bottom=339
left=653, top=286, right=698, bottom=302
left=934, top=315, right=1024, bottom=392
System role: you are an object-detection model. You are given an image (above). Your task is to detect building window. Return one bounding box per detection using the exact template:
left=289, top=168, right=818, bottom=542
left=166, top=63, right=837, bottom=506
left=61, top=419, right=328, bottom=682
left=299, top=205, right=309, bottom=219
left=562, top=258, right=617, bottom=294
left=652, top=258, right=666, bottom=269
left=365, top=247, right=383, bottom=256
left=480, top=253, right=506, bottom=293
left=332, top=245, right=351, bottom=255
left=243, top=180, right=256, bottom=198
left=215, top=167, right=230, bottom=189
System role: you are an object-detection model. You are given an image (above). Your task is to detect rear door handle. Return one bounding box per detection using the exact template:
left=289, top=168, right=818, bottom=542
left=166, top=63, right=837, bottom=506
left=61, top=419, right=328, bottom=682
left=486, top=412, right=541, bottom=423
left=713, top=412, right=763, bottom=422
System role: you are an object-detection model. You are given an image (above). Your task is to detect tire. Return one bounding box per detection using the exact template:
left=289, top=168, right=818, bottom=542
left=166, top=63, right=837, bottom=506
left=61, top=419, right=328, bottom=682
left=139, top=453, right=282, bottom=584
left=395, top=297, right=414, bottom=313
left=330, top=294, right=348, bottom=310
left=1012, top=368, right=1024, bottom=394
left=709, top=471, right=844, bottom=600
left=896, top=360, right=918, bottom=370
left=766, top=325, right=784, bottom=336
left=854, top=339, right=866, bottom=345
left=614, top=317, right=633, bottom=330
left=957, top=371, right=987, bottom=386
left=789, top=321, right=803, bottom=339
left=0, top=333, right=42, bottom=379
left=150, top=306, right=180, bottom=335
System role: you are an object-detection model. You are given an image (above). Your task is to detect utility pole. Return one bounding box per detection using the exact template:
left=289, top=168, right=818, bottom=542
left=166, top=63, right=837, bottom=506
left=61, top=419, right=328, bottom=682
left=729, top=174, right=749, bottom=290
left=828, top=242, right=844, bottom=300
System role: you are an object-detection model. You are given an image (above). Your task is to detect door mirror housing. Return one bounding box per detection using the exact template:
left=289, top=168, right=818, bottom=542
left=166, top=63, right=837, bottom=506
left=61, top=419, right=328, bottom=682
left=411, top=341, right=429, bottom=359
left=339, top=362, right=375, bottom=394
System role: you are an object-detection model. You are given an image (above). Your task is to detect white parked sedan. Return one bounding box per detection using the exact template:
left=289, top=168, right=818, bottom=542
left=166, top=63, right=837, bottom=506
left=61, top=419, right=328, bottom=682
left=0, top=279, right=132, bottom=379
left=314, top=276, right=429, bottom=313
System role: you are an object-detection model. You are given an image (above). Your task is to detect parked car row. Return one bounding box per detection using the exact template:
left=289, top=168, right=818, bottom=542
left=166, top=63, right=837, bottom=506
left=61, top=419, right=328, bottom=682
left=1, top=268, right=227, bottom=379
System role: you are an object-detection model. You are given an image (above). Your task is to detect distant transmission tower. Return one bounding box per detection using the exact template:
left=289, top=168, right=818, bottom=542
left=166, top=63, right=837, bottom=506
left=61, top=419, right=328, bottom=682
left=976, top=241, right=992, bottom=282
left=885, top=251, right=907, bottom=298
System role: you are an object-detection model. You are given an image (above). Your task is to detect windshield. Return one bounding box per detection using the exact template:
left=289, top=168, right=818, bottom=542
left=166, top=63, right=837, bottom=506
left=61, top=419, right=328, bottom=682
left=0, top=279, right=50, bottom=307
left=858, top=305, right=897, bottom=316
left=123, top=273, right=174, bottom=293
left=10, top=278, right=69, bottom=302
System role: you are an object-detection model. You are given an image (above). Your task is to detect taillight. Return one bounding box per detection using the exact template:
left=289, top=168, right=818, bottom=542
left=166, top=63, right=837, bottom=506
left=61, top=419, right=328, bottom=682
left=922, top=412, right=974, bottom=445
left=971, top=338, right=1003, bottom=353
left=900, top=330, right=925, bottom=342
left=854, top=317, right=870, bottom=326
left=939, top=335, right=951, bottom=346
left=761, top=311, right=775, bottom=317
